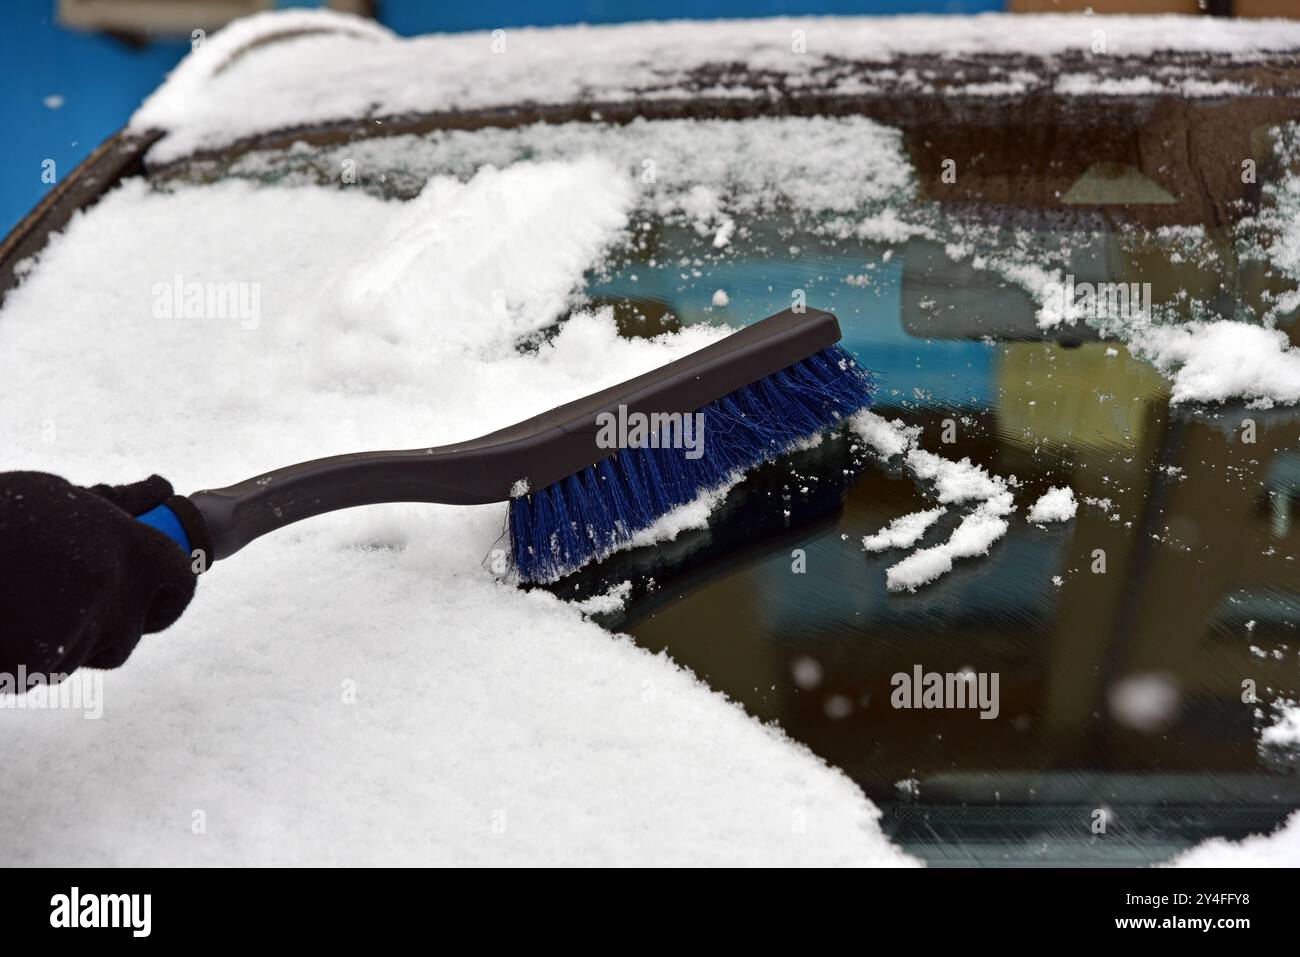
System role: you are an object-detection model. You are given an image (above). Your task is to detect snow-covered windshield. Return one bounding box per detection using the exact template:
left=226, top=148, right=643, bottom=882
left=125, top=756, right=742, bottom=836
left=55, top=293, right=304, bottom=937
left=136, top=101, right=1300, bottom=865
left=4, top=12, right=1299, bottom=867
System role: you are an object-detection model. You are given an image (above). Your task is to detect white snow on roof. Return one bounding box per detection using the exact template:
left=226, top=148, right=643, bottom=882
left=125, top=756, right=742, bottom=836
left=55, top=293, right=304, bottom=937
left=0, top=162, right=916, bottom=867
left=131, top=10, right=1300, bottom=163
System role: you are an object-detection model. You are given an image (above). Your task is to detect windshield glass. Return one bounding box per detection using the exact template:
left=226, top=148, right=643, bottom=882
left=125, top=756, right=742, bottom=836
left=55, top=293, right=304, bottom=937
left=153, top=100, right=1300, bottom=865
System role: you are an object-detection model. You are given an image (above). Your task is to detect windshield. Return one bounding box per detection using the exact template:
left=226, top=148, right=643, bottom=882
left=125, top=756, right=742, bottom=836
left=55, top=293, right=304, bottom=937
left=151, top=95, right=1300, bottom=866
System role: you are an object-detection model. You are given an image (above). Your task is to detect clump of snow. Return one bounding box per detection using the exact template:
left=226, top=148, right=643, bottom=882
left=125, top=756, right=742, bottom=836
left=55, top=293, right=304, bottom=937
left=570, top=581, right=634, bottom=616
left=885, top=500, right=1011, bottom=593
left=976, top=253, right=1300, bottom=409
left=904, top=450, right=1008, bottom=506
left=1261, top=700, right=1300, bottom=749
left=0, top=162, right=917, bottom=867
left=856, top=208, right=933, bottom=245
left=862, top=507, right=946, bottom=553
left=849, top=414, right=1016, bottom=592
left=850, top=411, right=919, bottom=459
left=1167, top=812, right=1300, bottom=867
left=1027, top=486, right=1077, bottom=524
left=1126, top=321, right=1300, bottom=406
left=711, top=289, right=729, bottom=307
left=1055, top=74, right=1160, bottom=97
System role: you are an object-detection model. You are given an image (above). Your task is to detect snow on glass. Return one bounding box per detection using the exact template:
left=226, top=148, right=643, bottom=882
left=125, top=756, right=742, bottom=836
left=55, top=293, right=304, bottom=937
left=4, top=8, right=1299, bottom=866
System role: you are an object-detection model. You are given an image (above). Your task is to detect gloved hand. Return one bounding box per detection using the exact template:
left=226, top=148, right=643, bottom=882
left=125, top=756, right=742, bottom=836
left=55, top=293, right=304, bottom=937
left=0, top=471, right=198, bottom=678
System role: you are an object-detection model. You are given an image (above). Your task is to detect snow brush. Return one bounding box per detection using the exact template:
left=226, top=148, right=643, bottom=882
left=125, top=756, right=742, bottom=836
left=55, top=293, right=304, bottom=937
left=139, top=307, right=874, bottom=582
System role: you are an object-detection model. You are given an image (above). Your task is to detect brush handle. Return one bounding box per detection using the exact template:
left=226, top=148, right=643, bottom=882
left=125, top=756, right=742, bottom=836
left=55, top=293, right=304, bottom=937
left=184, top=447, right=501, bottom=562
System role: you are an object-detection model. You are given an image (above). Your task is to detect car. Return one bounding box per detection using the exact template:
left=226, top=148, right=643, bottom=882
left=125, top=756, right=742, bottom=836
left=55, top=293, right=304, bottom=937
left=2, top=9, right=1298, bottom=869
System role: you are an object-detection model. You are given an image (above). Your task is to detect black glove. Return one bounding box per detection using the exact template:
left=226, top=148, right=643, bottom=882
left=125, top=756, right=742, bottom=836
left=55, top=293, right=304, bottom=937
left=0, top=471, right=199, bottom=677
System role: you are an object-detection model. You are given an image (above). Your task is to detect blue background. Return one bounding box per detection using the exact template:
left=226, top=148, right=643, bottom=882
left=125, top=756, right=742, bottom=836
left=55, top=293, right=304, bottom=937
left=0, top=0, right=1002, bottom=234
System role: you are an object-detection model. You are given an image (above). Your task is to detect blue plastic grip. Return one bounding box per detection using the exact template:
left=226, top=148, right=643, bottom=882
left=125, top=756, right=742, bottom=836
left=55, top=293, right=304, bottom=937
left=136, top=504, right=191, bottom=554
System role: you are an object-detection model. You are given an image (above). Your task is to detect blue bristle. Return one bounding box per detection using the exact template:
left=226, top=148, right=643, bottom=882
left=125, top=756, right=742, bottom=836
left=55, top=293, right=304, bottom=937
left=509, top=344, right=874, bottom=582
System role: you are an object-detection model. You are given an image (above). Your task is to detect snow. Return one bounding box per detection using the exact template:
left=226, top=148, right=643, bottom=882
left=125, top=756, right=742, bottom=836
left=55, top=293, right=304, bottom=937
left=1126, top=321, right=1300, bottom=407
left=885, top=502, right=1011, bottom=594
left=238, top=114, right=915, bottom=226
left=862, top=507, right=946, bottom=553
left=333, top=158, right=634, bottom=354
left=1054, top=75, right=1252, bottom=98
left=12, top=7, right=1300, bottom=864
left=131, top=11, right=1300, bottom=163
left=184, top=78, right=1300, bottom=414
left=850, top=410, right=919, bottom=459
left=626, top=482, right=737, bottom=550
left=1014, top=265, right=1300, bottom=410
left=856, top=208, right=933, bottom=245
left=1261, top=701, right=1300, bottom=749
left=1167, top=812, right=1300, bottom=867
left=849, top=415, right=1016, bottom=592
left=1027, top=486, right=1078, bottom=525
left=711, top=289, right=729, bottom=307
left=905, top=450, right=1008, bottom=506
left=0, top=162, right=916, bottom=867
left=571, top=581, right=634, bottom=617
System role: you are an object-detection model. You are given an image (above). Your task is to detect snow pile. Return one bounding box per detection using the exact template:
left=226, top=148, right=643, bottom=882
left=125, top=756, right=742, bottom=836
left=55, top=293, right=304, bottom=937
left=1027, top=486, right=1078, bottom=525
left=996, top=254, right=1300, bottom=409
left=1125, top=320, right=1300, bottom=407
left=331, top=158, right=633, bottom=353
left=1168, top=813, right=1300, bottom=867
left=905, top=449, right=1010, bottom=507
left=851, top=410, right=920, bottom=459
left=1036, top=304, right=1300, bottom=409
left=131, top=11, right=1300, bottom=163
left=850, top=413, right=1016, bottom=592
left=0, top=163, right=917, bottom=866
